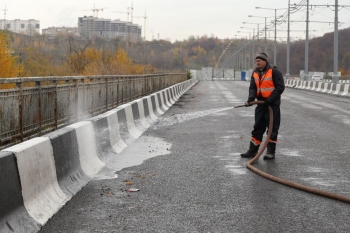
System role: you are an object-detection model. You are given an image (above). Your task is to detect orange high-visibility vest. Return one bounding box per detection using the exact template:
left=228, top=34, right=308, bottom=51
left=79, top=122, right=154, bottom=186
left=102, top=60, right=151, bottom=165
left=253, top=68, right=275, bottom=98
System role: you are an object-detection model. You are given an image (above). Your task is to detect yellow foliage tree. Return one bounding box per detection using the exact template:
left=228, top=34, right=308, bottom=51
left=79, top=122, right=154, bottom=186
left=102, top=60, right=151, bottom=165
left=0, top=30, right=24, bottom=78
left=23, top=47, right=65, bottom=76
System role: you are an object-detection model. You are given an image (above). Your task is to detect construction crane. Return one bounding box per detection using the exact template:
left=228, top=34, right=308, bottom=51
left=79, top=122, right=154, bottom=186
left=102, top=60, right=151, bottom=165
left=113, top=10, right=130, bottom=22
left=128, top=2, right=134, bottom=24
left=134, top=11, right=147, bottom=40
left=83, top=4, right=106, bottom=18
left=82, top=4, right=106, bottom=43
left=113, top=2, right=134, bottom=42
left=113, top=2, right=134, bottom=23
left=0, top=5, right=7, bottom=29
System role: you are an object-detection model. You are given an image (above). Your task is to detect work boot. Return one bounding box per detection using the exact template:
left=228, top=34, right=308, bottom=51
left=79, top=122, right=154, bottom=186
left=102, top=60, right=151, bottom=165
left=241, top=142, right=260, bottom=158
left=263, top=142, right=276, bottom=160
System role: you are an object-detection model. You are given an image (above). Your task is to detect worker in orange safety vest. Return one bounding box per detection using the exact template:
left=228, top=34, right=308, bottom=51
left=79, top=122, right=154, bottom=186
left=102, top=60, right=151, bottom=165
left=241, top=52, right=285, bottom=160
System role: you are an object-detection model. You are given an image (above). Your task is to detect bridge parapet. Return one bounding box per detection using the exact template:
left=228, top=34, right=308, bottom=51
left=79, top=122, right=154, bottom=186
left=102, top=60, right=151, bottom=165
left=0, top=74, right=186, bottom=150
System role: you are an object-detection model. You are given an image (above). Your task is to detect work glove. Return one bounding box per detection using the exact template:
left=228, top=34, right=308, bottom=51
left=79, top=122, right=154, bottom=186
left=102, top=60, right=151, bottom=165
left=245, top=97, right=255, bottom=107
left=247, top=97, right=255, bottom=103
left=264, top=99, right=271, bottom=107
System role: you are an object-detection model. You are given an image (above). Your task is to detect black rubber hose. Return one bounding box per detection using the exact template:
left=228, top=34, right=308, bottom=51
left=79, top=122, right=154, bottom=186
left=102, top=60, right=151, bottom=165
left=245, top=101, right=350, bottom=204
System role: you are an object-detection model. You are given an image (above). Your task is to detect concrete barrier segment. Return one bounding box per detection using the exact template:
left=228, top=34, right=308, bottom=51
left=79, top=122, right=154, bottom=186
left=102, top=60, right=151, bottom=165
left=88, top=115, right=115, bottom=162
left=67, top=121, right=105, bottom=177
left=309, top=81, right=316, bottom=91
left=173, top=85, right=180, bottom=99
left=44, top=127, right=90, bottom=197
left=169, top=86, right=177, bottom=102
left=146, top=96, right=159, bottom=122
left=341, top=84, right=349, bottom=96
left=161, top=90, right=172, bottom=109
left=0, top=151, right=40, bottom=233
left=166, top=88, right=175, bottom=105
left=322, top=82, right=329, bottom=93
left=151, top=94, right=164, bottom=116
left=124, top=103, right=143, bottom=139
left=116, top=107, right=137, bottom=145
left=315, top=82, right=324, bottom=92
left=297, top=80, right=303, bottom=89
left=333, top=84, right=342, bottom=95
left=3, top=137, right=70, bottom=226
left=130, top=101, right=147, bottom=132
left=327, top=83, right=335, bottom=94
left=160, top=90, right=170, bottom=108
left=134, top=99, right=152, bottom=129
left=143, top=97, right=157, bottom=123
left=157, top=92, right=168, bottom=112
left=104, top=110, right=128, bottom=153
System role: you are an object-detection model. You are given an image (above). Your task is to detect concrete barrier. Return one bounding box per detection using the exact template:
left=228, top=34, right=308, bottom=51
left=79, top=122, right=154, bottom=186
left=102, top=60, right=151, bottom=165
left=0, top=151, right=40, bottom=233
left=284, top=78, right=350, bottom=98
left=0, top=78, right=197, bottom=232
left=67, top=121, right=105, bottom=177
left=3, top=137, right=70, bottom=226
left=45, top=127, right=91, bottom=196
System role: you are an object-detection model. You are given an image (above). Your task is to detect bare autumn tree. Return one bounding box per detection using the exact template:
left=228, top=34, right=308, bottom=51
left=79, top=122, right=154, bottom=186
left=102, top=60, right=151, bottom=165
left=66, top=36, right=92, bottom=75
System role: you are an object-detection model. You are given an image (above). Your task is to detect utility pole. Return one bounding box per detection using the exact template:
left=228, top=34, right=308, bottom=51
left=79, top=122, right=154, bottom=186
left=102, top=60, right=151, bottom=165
left=274, top=9, right=277, bottom=65
left=304, top=0, right=309, bottom=80
left=252, top=29, right=255, bottom=69
left=264, top=17, right=267, bottom=53
left=286, top=0, right=290, bottom=79
left=333, top=0, right=339, bottom=83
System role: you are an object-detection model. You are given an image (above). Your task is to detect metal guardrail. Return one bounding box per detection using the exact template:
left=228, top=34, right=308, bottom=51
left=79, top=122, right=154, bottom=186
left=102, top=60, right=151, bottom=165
left=0, top=73, right=186, bottom=149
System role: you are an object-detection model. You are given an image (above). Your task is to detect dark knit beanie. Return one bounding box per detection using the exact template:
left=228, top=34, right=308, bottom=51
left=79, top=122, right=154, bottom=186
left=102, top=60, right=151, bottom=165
left=255, top=52, right=268, bottom=61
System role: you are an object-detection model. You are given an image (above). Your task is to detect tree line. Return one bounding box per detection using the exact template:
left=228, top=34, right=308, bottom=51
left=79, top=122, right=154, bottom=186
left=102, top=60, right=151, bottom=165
left=1, top=27, right=350, bottom=80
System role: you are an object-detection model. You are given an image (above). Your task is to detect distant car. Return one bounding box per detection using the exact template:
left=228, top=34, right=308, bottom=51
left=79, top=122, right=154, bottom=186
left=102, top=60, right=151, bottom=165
left=311, top=75, right=322, bottom=81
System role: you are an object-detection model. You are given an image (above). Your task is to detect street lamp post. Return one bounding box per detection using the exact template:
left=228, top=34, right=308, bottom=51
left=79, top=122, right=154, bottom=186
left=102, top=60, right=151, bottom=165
left=304, top=0, right=309, bottom=80
left=286, top=0, right=291, bottom=79
left=333, top=0, right=339, bottom=83
left=237, top=31, right=252, bottom=70
left=242, top=22, right=261, bottom=40
left=255, top=7, right=287, bottom=66
left=248, top=15, right=276, bottom=54
left=240, top=26, right=258, bottom=66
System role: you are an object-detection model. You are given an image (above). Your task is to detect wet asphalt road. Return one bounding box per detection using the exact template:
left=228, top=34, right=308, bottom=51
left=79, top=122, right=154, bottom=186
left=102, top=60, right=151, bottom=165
left=40, top=81, right=350, bottom=233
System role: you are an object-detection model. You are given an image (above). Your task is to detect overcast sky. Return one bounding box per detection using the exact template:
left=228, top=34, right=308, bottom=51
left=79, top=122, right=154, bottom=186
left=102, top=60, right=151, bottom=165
left=4, top=0, right=350, bottom=42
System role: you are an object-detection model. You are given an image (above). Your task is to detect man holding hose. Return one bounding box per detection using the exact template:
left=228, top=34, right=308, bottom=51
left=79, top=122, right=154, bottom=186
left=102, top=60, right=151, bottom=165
left=241, top=52, right=285, bottom=160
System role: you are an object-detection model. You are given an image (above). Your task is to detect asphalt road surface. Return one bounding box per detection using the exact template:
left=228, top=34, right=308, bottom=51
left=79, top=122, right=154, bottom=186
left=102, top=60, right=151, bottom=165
left=40, top=81, right=350, bottom=233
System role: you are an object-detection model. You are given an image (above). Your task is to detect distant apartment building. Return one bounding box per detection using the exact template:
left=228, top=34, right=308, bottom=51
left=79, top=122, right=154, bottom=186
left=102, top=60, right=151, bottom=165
left=0, top=19, right=40, bottom=35
left=78, top=16, right=142, bottom=41
left=42, top=26, right=78, bottom=37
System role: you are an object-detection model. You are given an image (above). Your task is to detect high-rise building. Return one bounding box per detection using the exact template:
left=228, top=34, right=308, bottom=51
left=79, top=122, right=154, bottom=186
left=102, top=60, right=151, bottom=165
left=0, top=19, right=40, bottom=36
left=78, top=16, right=142, bottom=41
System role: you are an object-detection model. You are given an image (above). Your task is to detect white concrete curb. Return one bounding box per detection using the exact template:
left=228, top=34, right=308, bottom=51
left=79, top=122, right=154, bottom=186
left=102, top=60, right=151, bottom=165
left=284, top=79, right=350, bottom=98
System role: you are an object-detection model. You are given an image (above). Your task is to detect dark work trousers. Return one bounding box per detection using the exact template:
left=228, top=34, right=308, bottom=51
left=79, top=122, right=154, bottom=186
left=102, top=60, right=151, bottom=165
left=251, top=104, right=281, bottom=143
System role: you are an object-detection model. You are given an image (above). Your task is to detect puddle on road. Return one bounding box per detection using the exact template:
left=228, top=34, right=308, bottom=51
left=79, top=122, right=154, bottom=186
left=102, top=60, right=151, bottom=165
left=94, top=136, right=171, bottom=180
left=301, top=177, right=335, bottom=187
left=308, top=167, right=324, bottom=173
left=220, top=135, right=242, bottom=140
left=280, top=149, right=303, bottom=157
left=228, top=168, right=247, bottom=175
left=332, top=115, right=350, bottom=125
left=152, top=107, right=234, bottom=129
left=213, top=153, right=247, bottom=175
left=300, top=103, right=323, bottom=110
